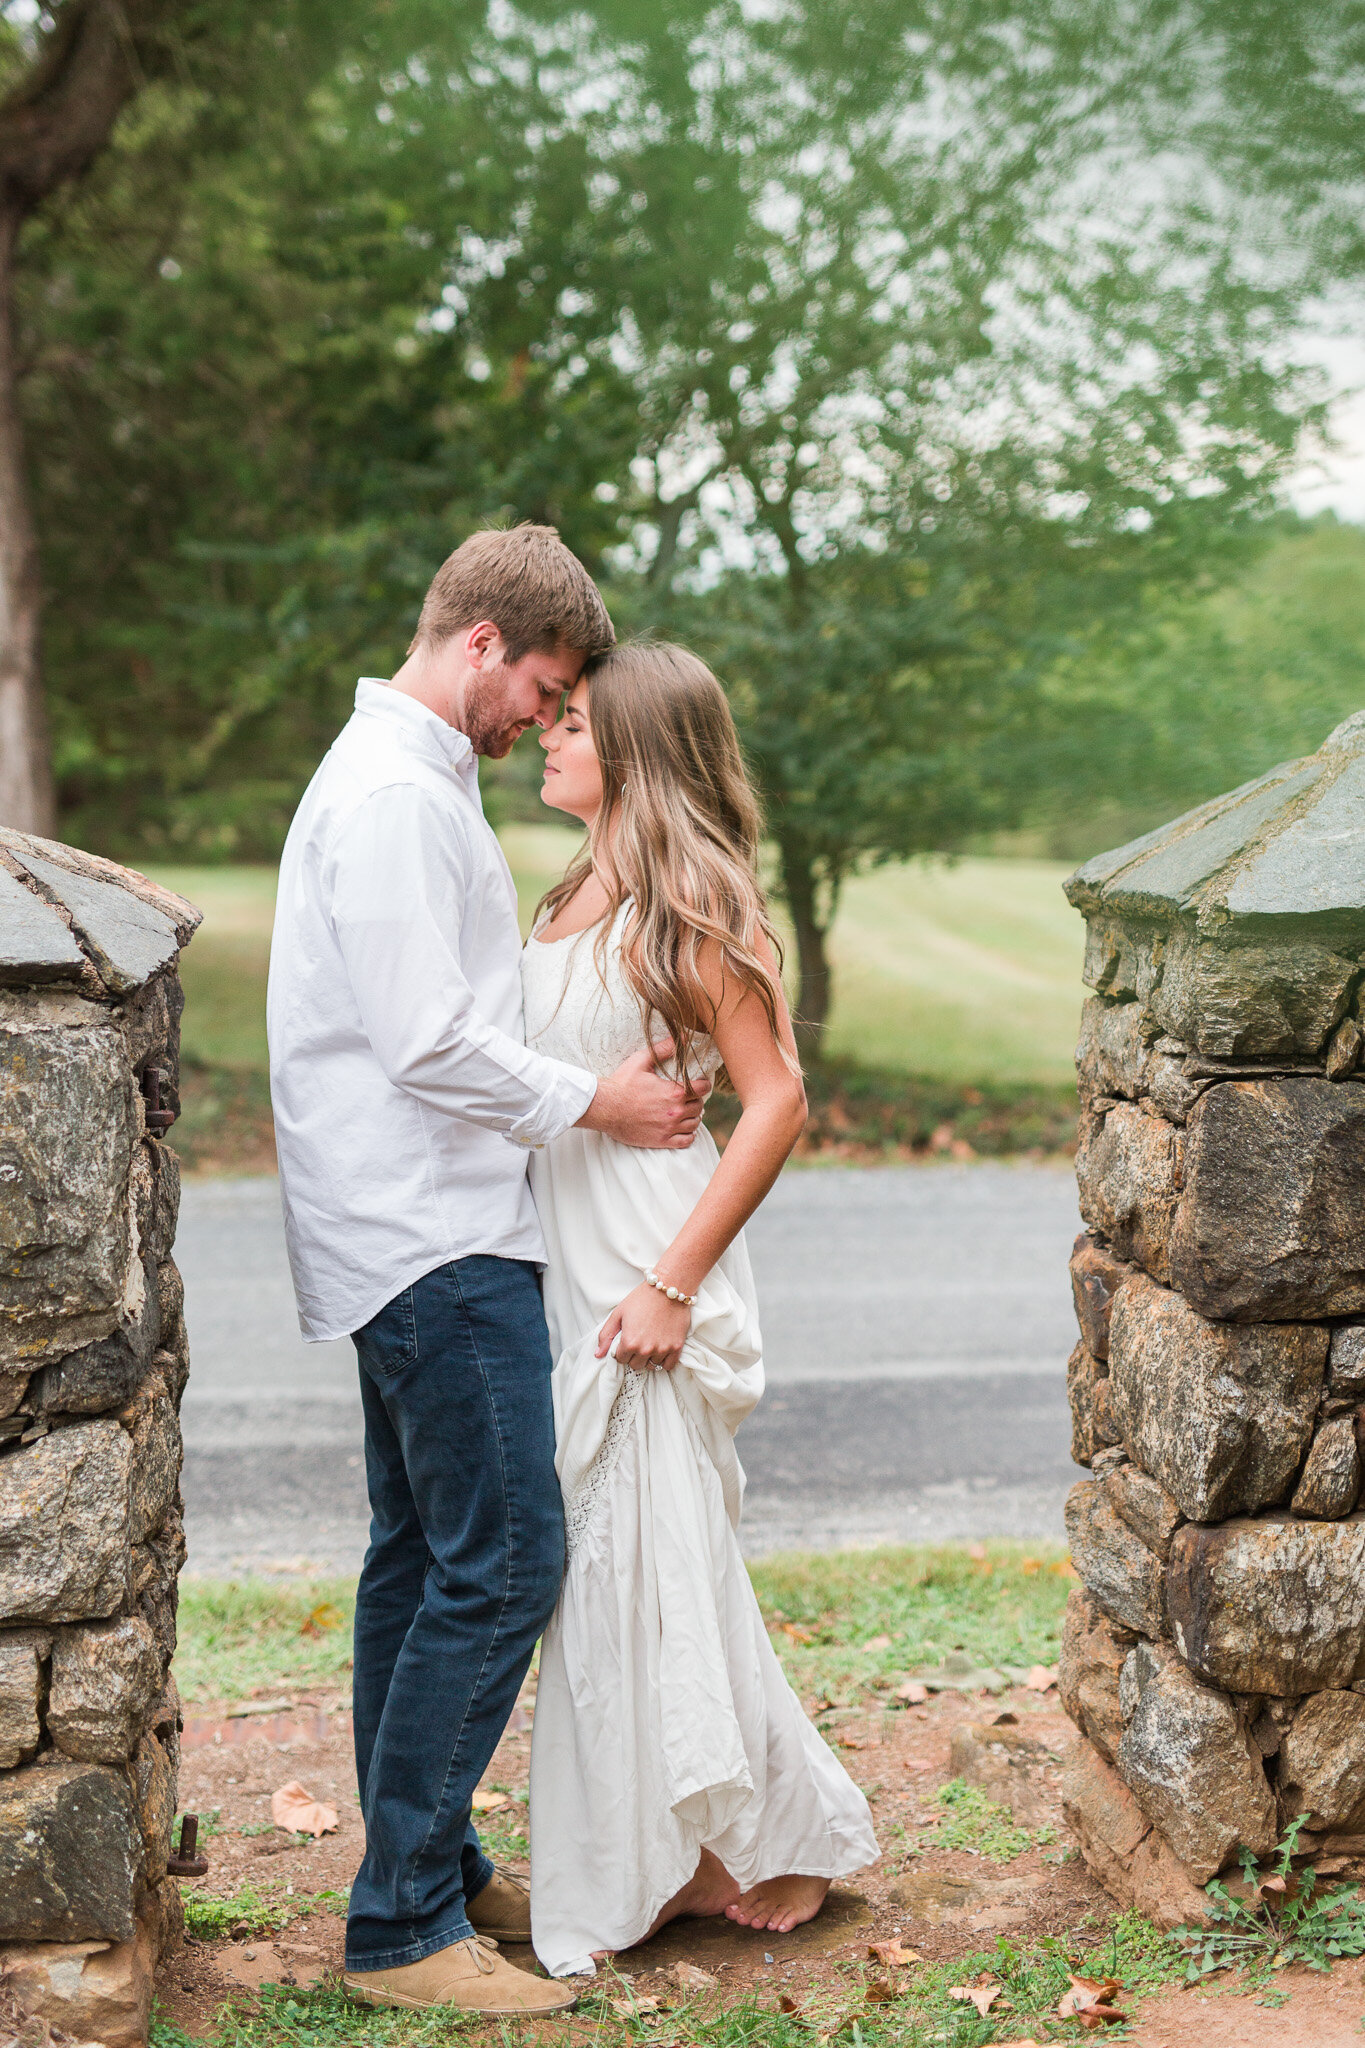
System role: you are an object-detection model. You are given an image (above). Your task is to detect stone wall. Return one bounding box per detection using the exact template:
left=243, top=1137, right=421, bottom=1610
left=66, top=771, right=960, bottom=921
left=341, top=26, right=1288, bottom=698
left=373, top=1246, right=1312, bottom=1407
left=0, top=828, right=199, bottom=2044
left=1058, top=711, right=1365, bottom=1926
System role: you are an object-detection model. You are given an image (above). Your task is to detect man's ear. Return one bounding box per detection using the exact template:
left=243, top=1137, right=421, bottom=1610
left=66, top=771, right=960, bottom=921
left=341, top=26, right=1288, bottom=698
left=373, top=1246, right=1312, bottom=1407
left=465, top=620, right=503, bottom=670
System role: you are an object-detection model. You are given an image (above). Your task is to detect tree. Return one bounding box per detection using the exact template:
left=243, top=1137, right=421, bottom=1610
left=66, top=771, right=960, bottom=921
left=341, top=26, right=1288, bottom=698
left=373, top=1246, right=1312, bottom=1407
left=540, top=0, right=1365, bottom=1041
left=1017, top=515, right=1365, bottom=858
left=0, top=0, right=225, bottom=834
left=21, top=0, right=641, bottom=855
left=15, top=0, right=1365, bottom=1053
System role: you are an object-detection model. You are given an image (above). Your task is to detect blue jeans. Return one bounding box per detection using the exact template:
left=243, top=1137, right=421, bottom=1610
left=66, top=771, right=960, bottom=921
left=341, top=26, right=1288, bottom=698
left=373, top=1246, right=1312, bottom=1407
left=345, top=1256, right=565, bottom=1972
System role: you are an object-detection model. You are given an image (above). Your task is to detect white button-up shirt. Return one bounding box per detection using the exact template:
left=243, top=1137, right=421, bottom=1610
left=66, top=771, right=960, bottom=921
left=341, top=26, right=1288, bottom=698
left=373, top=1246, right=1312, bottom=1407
left=267, top=679, right=598, bottom=1342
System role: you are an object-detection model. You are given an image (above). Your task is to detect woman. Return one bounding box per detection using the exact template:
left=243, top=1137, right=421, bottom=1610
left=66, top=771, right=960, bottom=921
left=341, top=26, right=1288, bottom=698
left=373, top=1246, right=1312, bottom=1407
left=523, top=643, right=877, bottom=1978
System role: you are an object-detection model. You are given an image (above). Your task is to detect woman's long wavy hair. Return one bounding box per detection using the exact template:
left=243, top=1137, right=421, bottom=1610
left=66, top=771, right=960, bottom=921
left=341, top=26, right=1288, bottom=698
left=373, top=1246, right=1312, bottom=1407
left=537, top=641, right=798, bottom=1084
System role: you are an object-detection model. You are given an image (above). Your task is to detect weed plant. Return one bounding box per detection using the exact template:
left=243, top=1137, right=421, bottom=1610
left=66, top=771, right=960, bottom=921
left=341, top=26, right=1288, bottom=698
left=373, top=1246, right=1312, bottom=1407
left=1178, top=1816, right=1365, bottom=1994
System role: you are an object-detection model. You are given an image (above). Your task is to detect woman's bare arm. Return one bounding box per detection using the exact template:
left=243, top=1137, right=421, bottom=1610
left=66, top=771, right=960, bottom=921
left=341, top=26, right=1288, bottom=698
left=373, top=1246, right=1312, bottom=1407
left=598, top=936, right=807, bottom=1370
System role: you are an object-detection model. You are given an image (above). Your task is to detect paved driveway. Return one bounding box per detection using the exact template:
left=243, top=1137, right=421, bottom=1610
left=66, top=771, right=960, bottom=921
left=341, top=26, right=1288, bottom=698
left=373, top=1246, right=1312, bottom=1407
left=177, top=1163, right=1082, bottom=1574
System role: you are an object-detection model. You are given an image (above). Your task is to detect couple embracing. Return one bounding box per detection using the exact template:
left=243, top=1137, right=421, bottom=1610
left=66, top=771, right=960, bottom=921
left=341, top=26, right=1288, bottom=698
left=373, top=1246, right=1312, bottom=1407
left=267, top=525, right=875, bottom=2013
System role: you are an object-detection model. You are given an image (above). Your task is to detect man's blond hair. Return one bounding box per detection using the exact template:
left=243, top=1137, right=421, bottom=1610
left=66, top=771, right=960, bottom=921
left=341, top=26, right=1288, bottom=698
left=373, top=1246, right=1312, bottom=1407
left=409, top=524, right=614, bottom=663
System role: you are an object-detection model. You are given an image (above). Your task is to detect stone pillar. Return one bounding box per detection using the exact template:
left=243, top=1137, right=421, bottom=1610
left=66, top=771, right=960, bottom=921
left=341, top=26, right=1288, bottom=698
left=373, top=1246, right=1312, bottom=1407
left=0, top=828, right=199, bottom=2045
left=1057, top=711, right=1365, bottom=1928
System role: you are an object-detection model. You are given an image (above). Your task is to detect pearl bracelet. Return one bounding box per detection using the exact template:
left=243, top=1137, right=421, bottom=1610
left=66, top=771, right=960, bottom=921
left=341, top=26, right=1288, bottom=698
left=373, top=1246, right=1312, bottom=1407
left=645, top=1268, right=697, bottom=1307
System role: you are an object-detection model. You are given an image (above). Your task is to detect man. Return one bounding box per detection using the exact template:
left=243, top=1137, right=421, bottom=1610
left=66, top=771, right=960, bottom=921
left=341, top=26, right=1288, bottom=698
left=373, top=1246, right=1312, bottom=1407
left=267, top=526, right=702, bottom=2016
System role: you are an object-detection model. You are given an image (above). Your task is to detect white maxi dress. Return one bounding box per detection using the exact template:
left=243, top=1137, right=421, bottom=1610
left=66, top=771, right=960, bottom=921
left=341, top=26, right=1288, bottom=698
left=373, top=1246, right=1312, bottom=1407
left=523, top=908, right=877, bottom=1978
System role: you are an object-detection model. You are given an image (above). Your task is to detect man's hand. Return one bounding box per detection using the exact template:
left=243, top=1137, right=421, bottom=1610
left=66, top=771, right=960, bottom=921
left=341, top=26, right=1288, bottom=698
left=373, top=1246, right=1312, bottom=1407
left=576, top=1040, right=705, bottom=1149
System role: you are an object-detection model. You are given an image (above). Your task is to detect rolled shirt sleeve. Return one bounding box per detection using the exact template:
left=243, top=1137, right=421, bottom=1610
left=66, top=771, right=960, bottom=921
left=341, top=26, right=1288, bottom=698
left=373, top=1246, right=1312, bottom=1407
left=329, top=784, right=598, bottom=1147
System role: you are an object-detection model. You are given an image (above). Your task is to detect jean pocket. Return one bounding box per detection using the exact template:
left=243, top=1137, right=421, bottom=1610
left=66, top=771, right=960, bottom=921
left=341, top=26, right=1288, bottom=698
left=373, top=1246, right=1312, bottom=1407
left=352, top=1287, right=419, bottom=1377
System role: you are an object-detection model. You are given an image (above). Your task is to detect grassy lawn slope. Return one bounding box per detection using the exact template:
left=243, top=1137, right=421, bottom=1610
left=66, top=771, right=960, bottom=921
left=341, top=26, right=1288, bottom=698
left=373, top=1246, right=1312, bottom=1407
left=147, top=837, right=1083, bottom=1172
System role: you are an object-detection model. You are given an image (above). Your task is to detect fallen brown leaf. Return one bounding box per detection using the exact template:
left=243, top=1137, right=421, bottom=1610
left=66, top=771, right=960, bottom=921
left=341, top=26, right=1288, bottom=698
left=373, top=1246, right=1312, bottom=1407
left=838, top=1736, right=865, bottom=1750
left=948, top=1979, right=1000, bottom=2018
left=867, top=1940, right=920, bottom=1966
left=863, top=1978, right=896, bottom=2005
left=672, top=1962, right=717, bottom=1991
left=862, top=1634, right=892, bottom=1652
left=609, top=1996, right=662, bottom=2018
left=1057, top=1974, right=1125, bottom=2028
left=270, top=1781, right=337, bottom=1837
left=777, top=1993, right=803, bottom=2015
left=1023, top=1665, right=1058, bottom=1692
left=470, top=1789, right=511, bottom=1813
left=895, top=1681, right=929, bottom=1704
left=299, top=1601, right=344, bottom=1639
left=782, top=1622, right=814, bottom=1645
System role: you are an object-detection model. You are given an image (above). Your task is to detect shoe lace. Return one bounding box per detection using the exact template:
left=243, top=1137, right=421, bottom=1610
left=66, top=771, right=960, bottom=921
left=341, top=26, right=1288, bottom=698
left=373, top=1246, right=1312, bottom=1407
left=469, top=1937, right=498, bottom=1976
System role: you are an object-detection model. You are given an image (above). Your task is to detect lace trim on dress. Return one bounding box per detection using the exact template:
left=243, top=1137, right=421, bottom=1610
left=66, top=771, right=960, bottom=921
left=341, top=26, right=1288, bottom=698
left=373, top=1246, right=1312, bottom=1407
left=564, top=1368, right=646, bottom=1559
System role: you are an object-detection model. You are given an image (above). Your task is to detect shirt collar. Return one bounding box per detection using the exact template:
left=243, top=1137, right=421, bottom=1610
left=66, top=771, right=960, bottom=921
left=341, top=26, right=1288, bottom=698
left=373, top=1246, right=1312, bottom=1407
left=354, top=678, right=476, bottom=778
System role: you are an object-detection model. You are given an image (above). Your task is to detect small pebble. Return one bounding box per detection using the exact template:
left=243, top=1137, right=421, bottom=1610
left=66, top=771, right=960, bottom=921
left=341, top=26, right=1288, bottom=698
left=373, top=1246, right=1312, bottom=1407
left=764, top=1952, right=774, bottom=1964
left=243, top=1947, right=257, bottom=1960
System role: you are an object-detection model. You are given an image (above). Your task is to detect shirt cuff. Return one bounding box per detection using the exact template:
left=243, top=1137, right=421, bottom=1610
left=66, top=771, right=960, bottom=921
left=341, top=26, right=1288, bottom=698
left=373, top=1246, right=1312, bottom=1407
left=506, top=1064, right=598, bottom=1149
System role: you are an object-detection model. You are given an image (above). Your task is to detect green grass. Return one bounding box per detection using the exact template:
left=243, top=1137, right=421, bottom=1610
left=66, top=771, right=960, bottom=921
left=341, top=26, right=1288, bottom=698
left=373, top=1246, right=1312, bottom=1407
left=174, top=1578, right=356, bottom=1703
left=181, top=1886, right=295, bottom=1943
left=146, top=837, right=1083, bottom=1088
left=746, top=1542, right=1072, bottom=1705
left=917, top=1779, right=1057, bottom=1862
left=175, top=1546, right=1070, bottom=1709
left=147, top=864, right=279, bottom=1071
left=817, top=854, right=1083, bottom=1084
left=151, top=1912, right=1187, bottom=2047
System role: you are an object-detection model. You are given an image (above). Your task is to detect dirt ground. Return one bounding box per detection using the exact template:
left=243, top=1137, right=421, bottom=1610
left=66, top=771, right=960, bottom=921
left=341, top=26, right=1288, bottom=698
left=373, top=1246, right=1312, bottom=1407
left=160, top=1680, right=1365, bottom=2044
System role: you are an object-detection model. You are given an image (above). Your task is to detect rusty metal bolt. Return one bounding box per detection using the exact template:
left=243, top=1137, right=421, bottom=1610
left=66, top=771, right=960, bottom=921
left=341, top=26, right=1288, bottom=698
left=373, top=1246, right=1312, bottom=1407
left=141, top=1066, right=177, bottom=1138
left=168, top=1812, right=209, bottom=1879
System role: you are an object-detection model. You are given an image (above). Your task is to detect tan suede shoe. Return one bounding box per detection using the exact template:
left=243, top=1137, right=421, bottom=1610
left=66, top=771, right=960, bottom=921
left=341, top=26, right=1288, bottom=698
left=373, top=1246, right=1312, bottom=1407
left=469, top=1866, right=533, bottom=1943
left=343, top=1936, right=576, bottom=2014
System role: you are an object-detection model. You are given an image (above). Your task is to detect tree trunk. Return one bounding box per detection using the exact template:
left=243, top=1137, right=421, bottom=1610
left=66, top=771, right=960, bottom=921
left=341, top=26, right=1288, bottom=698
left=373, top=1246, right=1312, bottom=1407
left=0, top=203, right=51, bottom=835
left=779, top=836, right=833, bottom=1057
left=0, top=0, right=204, bottom=836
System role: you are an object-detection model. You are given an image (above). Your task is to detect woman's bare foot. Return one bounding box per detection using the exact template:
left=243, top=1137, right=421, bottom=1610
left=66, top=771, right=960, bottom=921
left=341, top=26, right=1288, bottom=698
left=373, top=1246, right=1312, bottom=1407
left=643, top=1848, right=740, bottom=1939
left=725, top=1875, right=830, bottom=1934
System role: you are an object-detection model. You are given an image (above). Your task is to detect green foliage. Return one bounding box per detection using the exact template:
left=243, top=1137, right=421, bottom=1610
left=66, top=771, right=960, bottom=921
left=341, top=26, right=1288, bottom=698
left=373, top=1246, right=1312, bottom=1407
left=149, top=2007, right=199, bottom=2048
left=174, top=1577, right=356, bottom=1703
left=1177, top=1815, right=1365, bottom=1991
left=1023, top=516, right=1365, bottom=857
left=916, top=1779, right=1056, bottom=1862
left=23, top=3, right=1358, bottom=954
left=182, top=1886, right=293, bottom=1943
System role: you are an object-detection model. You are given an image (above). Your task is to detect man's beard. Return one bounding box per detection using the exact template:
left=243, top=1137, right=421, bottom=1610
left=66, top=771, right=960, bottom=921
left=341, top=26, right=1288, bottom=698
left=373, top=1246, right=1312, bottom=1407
left=462, top=667, right=524, bottom=758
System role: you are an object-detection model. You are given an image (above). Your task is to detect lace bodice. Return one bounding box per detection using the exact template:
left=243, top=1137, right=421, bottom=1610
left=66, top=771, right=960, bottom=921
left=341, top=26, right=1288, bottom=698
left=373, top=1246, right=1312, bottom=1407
left=521, top=902, right=722, bottom=1083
